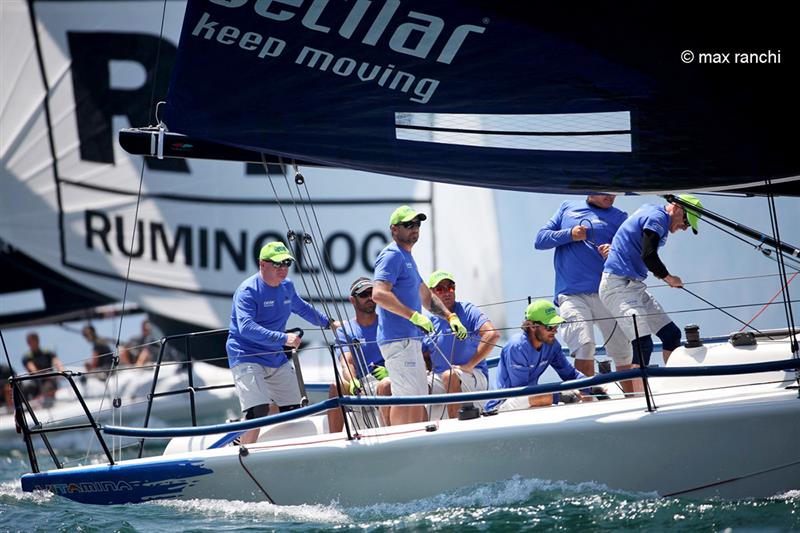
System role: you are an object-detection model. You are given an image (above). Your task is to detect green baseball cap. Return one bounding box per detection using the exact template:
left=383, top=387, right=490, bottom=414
left=389, top=205, right=427, bottom=225
left=677, top=194, right=703, bottom=235
left=259, top=241, right=295, bottom=262
left=427, top=270, right=456, bottom=288
left=525, top=299, right=565, bottom=326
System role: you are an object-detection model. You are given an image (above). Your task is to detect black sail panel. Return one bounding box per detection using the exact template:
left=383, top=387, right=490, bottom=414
left=163, top=1, right=798, bottom=194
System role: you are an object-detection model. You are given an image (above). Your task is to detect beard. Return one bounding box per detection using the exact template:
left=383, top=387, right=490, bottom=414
left=533, top=327, right=555, bottom=345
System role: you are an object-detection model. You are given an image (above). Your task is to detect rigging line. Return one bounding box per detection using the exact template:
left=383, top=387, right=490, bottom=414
left=237, top=446, right=275, bottom=504
left=702, top=217, right=800, bottom=272
left=296, top=174, right=354, bottom=317
left=147, top=0, right=170, bottom=125
left=291, top=173, right=355, bottom=331
left=679, top=286, right=772, bottom=339
left=99, top=0, right=169, bottom=463
left=662, top=457, right=800, bottom=498
left=766, top=188, right=799, bottom=356
left=260, top=158, right=339, bottom=376
left=276, top=169, right=339, bottom=349
left=739, top=272, right=799, bottom=332
left=293, top=174, right=367, bottom=379
left=430, top=328, right=462, bottom=422
left=290, top=172, right=353, bottom=336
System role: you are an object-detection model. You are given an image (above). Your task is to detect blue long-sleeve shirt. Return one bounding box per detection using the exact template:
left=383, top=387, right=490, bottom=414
left=495, top=331, right=584, bottom=390
left=535, top=200, right=627, bottom=300
left=226, top=274, right=330, bottom=368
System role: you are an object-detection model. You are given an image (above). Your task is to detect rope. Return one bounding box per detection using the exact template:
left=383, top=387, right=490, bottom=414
left=237, top=446, right=275, bottom=503
left=739, top=272, right=799, bottom=332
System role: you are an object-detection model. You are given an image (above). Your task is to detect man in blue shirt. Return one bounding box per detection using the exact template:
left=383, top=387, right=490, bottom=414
left=327, top=277, right=391, bottom=433
left=535, top=194, right=635, bottom=393
left=372, top=205, right=468, bottom=426
left=599, top=194, right=703, bottom=368
left=227, top=241, right=339, bottom=443
left=493, top=300, right=585, bottom=411
left=423, top=270, right=500, bottom=419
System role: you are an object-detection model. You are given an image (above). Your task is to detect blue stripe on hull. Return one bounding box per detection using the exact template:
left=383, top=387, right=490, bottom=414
left=21, top=458, right=213, bottom=505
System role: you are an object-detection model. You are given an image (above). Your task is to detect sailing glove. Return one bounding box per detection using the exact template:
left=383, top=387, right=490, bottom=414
left=371, top=365, right=389, bottom=380
left=448, top=315, right=468, bottom=340
left=348, top=377, right=362, bottom=395
left=409, top=311, right=434, bottom=333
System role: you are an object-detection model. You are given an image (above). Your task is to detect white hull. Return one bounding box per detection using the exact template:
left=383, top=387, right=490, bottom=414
left=20, top=337, right=800, bottom=503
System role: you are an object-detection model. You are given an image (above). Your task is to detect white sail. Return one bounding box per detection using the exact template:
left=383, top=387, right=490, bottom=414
left=0, top=0, right=505, bottom=332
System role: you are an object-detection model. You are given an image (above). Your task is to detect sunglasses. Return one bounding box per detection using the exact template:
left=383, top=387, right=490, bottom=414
left=354, top=290, right=373, bottom=299
left=270, top=259, right=293, bottom=268
left=535, top=322, right=558, bottom=332
left=398, top=220, right=421, bottom=229
left=433, top=284, right=455, bottom=293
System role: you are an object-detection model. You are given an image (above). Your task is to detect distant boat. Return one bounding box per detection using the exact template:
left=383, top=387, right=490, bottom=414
left=2, top=359, right=239, bottom=450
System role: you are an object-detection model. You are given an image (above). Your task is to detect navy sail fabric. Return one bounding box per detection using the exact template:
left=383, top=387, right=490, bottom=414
left=164, top=1, right=797, bottom=194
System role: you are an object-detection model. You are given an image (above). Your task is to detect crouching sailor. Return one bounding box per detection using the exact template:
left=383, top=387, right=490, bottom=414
left=227, top=241, right=339, bottom=444
left=599, top=194, right=703, bottom=368
left=489, top=300, right=586, bottom=411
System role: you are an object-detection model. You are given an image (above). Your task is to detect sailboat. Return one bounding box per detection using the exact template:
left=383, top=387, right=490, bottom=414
left=10, top=0, right=800, bottom=505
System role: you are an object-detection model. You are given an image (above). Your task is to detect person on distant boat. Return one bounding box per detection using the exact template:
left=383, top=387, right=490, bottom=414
left=535, top=194, right=639, bottom=395
left=599, top=194, right=703, bottom=367
left=227, top=241, right=340, bottom=444
left=372, top=205, right=468, bottom=426
left=127, top=319, right=158, bottom=366
left=423, top=270, right=499, bottom=420
left=1, top=363, right=13, bottom=412
left=327, top=277, right=392, bottom=433
left=82, top=325, right=114, bottom=376
left=22, top=332, right=65, bottom=403
left=490, top=300, right=586, bottom=411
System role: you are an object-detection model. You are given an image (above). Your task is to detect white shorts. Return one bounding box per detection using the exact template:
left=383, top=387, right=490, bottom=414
left=379, top=339, right=427, bottom=397
left=498, top=395, right=534, bottom=412
left=429, top=368, right=489, bottom=420
left=431, top=368, right=489, bottom=395
left=231, top=362, right=302, bottom=412
left=558, top=293, right=633, bottom=365
left=599, top=273, right=672, bottom=341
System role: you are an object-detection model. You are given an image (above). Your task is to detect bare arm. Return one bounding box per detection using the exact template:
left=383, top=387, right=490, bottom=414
left=420, top=284, right=452, bottom=319
left=460, top=320, right=500, bottom=373
left=371, top=280, right=415, bottom=319
left=339, top=351, right=359, bottom=383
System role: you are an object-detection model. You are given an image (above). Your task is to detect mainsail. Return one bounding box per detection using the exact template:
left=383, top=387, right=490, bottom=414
left=164, top=1, right=798, bottom=194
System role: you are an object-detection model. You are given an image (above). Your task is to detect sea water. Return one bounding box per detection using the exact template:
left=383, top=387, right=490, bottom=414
left=2, top=453, right=799, bottom=532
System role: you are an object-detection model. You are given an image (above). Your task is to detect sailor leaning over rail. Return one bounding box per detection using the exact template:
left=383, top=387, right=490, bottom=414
left=227, top=241, right=340, bottom=444
left=599, top=194, right=703, bottom=368
left=326, top=277, right=392, bottom=433
left=488, top=300, right=586, bottom=412
left=371, top=205, right=468, bottom=426
left=422, top=270, right=499, bottom=420
left=535, top=194, right=639, bottom=394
